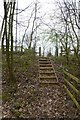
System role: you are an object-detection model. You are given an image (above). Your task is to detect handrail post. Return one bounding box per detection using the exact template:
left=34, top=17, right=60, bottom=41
left=39, top=47, right=41, bottom=56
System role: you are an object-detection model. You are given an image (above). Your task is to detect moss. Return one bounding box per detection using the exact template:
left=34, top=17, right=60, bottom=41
left=11, top=109, right=21, bottom=117
left=14, top=102, right=21, bottom=109
left=2, top=93, right=10, bottom=102
left=31, top=96, right=37, bottom=101
left=0, top=95, right=2, bottom=100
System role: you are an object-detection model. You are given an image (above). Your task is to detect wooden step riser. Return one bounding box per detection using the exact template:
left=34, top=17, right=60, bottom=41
left=40, top=67, right=53, bottom=70
left=40, top=69, right=53, bottom=71
left=40, top=77, right=56, bottom=79
left=39, top=71, right=54, bottom=73
left=39, top=64, right=52, bottom=67
left=39, top=73, right=55, bottom=76
left=39, top=80, right=58, bottom=83
left=39, top=60, right=51, bottom=62
left=40, top=79, right=57, bottom=82
left=39, top=60, right=50, bottom=62
left=39, top=62, right=51, bottom=65
left=40, top=82, right=59, bottom=84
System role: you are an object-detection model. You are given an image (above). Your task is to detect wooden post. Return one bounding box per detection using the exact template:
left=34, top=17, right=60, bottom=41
left=39, top=47, right=41, bottom=56
left=60, top=46, right=62, bottom=56
left=55, top=46, right=58, bottom=57
left=21, top=45, right=23, bottom=53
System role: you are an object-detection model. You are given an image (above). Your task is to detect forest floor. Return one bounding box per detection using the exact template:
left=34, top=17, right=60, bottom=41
left=2, top=53, right=80, bottom=119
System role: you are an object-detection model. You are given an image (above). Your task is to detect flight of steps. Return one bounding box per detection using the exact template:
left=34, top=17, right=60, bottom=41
left=38, top=57, right=58, bottom=84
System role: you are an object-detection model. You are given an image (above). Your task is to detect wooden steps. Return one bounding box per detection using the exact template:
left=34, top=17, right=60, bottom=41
left=40, top=67, right=53, bottom=70
left=39, top=81, right=59, bottom=84
left=40, top=64, right=52, bottom=67
left=40, top=76, right=56, bottom=79
left=39, top=71, right=54, bottom=74
left=39, top=61, right=51, bottom=64
left=38, top=57, right=58, bottom=84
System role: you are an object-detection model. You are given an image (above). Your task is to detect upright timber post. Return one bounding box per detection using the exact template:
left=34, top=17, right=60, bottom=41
left=39, top=47, right=41, bottom=56
left=21, top=45, right=23, bottom=53
left=60, top=46, right=63, bottom=56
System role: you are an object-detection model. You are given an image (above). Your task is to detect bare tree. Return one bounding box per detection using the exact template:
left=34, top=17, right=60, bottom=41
left=21, top=1, right=41, bottom=52
left=2, top=1, right=16, bottom=82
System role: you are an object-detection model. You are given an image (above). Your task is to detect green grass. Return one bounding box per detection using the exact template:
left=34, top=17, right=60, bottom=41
left=0, top=95, right=2, bottom=100
left=2, top=92, right=10, bottom=102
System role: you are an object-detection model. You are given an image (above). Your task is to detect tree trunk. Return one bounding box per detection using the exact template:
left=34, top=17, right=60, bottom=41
left=4, top=2, right=10, bottom=70
left=10, top=2, right=16, bottom=82
left=4, top=2, right=16, bottom=82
